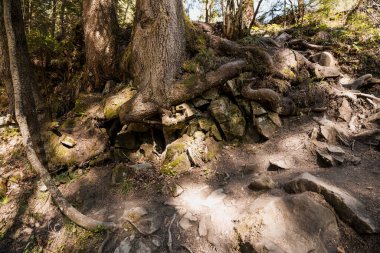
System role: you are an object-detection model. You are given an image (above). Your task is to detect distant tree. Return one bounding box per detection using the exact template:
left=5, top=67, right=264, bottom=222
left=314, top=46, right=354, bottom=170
left=224, top=0, right=253, bottom=39
left=83, top=0, right=119, bottom=90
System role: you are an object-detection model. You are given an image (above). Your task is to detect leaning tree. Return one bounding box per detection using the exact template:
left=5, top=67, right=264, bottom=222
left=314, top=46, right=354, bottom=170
left=83, top=0, right=119, bottom=90
left=1, top=0, right=116, bottom=230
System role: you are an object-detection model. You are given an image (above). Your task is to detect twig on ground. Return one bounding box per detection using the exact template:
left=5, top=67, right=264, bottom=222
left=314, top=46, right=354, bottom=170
left=98, top=230, right=111, bottom=253
left=167, top=213, right=177, bottom=253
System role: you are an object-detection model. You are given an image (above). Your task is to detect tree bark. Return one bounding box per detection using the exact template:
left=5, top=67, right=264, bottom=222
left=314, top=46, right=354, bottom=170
left=119, top=60, right=250, bottom=124
left=51, top=0, right=57, bottom=36
left=2, top=0, right=115, bottom=231
left=242, top=0, right=253, bottom=30
left=249, top=0, right=263, bottom=30
left=0, top=0, right=13, bottom=115
left=128, top=0, right=186, bottom=108
left=83, top=0, right=119, bottom=90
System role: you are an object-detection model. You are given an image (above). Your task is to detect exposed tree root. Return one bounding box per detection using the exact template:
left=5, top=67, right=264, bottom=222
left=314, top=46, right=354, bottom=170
left=241, top=83, right=296, bottom=115
left=288, top=39, right=332, bottom=51
left=119, top=60, right=249, bottom=124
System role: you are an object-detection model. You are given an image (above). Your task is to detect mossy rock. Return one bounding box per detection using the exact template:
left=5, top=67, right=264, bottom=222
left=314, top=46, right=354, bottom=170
left=45, top=118, right=108, bottom=168
left=161, top=135, right=193, bottom=175
left=104, top=87, right=136, bottom=120
left=209, top=97, right=246, bottom=140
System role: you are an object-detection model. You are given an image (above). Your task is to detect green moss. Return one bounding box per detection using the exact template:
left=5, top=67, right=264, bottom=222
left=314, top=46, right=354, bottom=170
left=182, top=60, right=201, bottom=73
left=160, top=154, right=188, bottom=176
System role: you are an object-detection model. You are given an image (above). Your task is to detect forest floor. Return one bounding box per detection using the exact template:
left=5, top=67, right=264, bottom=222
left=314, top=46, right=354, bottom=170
left=0, top=111, right=379, bottom=252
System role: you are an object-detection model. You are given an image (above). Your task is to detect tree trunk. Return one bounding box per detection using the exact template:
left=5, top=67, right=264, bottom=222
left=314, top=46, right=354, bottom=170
left=297, top=0, right=305, bottom=23
left=83, top=0, right=119, bottom=90
left=51, top=0, right=57, bottom=36
left=205, top=0, right=209, bottom=23
left=242, top=0, right=253, bottom=31
left=0, top=0, right=13, bottom=115
left=128, top=0, right=186, bottom=108
left=2, top=0, right=115, bottom=231
left=249, top=0, right=263, bottom=30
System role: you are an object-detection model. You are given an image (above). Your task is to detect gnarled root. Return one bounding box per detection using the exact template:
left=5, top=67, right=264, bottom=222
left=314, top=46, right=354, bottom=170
left=119, top=60, right=250, bottom=124
left=288, top=39, right=332, bottom=51
left=241, top=83, right=296, bottom=115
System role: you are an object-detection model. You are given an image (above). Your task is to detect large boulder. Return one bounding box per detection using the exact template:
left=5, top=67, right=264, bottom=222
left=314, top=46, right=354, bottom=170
left=44, top=117, right=108, bottom=168
left=284, top=173, right=378, bottom=234
left=104, top=87, right=136, bottom=120
left=236, top=192, right=340, bottom=253
left=209, top=97, right=246, bottom=140
left=160, top=133, right=220, bottom=175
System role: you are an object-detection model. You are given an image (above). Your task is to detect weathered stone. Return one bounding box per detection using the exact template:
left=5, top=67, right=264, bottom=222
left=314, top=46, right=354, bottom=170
left=338, top=99, right=352, bottom=122
left=254, top=115, right=279, bottom=139
left=45, top=118, right=108, bottom=168
left=275, top=32, right=292, bottom=46
left=310, top=52, right=337, bottom=67
left=198, top=215, right=210, bottom=237
left=316, top=149, right=334, bottom=167
left=192, top=97, right=210, bottom=108
left=236, top=192, right=339, bottom=253
left=273, top=48, right=298, bottom=79
left=160, top=135, right=193, bottom=175
left=202, top=88, right=220, bottom=100
left=104, top=87, right=136, bottom=120
left=251, top=101, right=267, bottom=116
left=268, top=157, right=292, bottom=171
left=179, top=217, right=193, bottom=230
left=284, top=173, right=378, bottom=234
left=136, top=241, right=152, bottom=253
left=0, top=114, right=14, bottom=127
left=115, top=132, right=140, bottom=150
left=320, top=125, right=336, bottom=144
left=327, top=145, right=345, bottom=155
left=198, top=118, right=213, bottom=132
left=248, top=174, right=275, bottom=191
left=204, top=137, right=220, bottom=162
left=225, top=79, right=240, bottom=96
left=209, top=97, right=246, bottom=140
left=268, top=112, right=282, bottom=127
left=210, top=124, right=223, bottom=141
left=60, top=135, right=76, bottom=148
left=114, top=238, right=131, bottom=253
left=314, top=65, right=341, bottom=78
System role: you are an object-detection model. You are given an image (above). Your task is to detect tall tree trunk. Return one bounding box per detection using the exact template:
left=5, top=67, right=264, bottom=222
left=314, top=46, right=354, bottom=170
left=51, top=0, right=57, bottom=37
left=297, top=0, right=304, bottom=23
left=205, top=0, right=209, bottom=23
left=58, top=0, right=66, bottom=40
left=242, top=0, right=253, bottom=31
left=83, top=0, right=119, bottom=90
left=128, top=0, right=185, bottom=108
left=0, top=0, right=13, bottom=115
left=2, top=0, right=115, bottom=231
left=249, top=0, right=263, bottom=30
